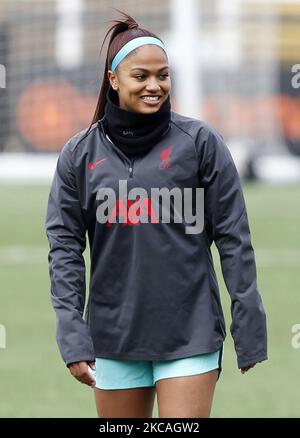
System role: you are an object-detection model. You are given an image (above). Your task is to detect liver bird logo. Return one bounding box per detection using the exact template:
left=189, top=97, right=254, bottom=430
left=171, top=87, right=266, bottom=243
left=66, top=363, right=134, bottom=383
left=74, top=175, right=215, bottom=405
left=160, top=146, right=172, bottom=169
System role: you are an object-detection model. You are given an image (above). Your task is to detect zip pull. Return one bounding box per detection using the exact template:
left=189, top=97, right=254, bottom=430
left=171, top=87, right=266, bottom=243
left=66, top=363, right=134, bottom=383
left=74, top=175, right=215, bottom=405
left=128, top=161, right=134, bottom=178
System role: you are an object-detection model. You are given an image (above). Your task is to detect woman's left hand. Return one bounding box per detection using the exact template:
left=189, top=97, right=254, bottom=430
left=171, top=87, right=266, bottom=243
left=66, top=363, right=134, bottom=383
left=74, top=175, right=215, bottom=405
left=240, top=363, right=256, bottom=374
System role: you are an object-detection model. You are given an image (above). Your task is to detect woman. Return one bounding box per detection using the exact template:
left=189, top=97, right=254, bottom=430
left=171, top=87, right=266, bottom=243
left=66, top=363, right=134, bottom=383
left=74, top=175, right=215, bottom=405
left=45, top=12, right=267, bottom=418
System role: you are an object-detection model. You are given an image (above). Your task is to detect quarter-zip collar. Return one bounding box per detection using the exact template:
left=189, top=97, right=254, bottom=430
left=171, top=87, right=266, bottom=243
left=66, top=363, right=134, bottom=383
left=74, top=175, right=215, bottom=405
left=104, top=129, right=135, bottom=179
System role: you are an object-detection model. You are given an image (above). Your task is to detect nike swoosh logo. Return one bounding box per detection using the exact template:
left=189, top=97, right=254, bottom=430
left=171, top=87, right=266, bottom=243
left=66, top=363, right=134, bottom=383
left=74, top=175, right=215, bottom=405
left=88, top=158, right=107, bottom=169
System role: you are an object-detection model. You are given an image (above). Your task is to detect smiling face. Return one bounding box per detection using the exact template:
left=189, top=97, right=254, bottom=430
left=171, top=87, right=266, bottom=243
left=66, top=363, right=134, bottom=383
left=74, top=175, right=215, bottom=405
left=107, top=44, right=171, bottom=114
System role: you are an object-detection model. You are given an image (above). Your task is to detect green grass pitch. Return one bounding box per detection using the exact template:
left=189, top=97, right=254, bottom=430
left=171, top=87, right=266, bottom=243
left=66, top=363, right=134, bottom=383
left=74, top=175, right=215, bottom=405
left=0, top=182, right=300, bottom=417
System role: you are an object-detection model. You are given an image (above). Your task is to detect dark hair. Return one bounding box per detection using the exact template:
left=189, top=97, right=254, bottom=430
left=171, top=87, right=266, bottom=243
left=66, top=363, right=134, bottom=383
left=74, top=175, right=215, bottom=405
left=77, top=10, right=164, bottom=145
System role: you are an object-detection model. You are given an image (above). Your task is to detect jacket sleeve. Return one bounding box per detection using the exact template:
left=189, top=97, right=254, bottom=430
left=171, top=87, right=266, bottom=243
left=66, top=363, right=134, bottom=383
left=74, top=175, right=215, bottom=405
left=45, top=142, right=95, bottom=367
left=198, top=127, right=267, bottom=369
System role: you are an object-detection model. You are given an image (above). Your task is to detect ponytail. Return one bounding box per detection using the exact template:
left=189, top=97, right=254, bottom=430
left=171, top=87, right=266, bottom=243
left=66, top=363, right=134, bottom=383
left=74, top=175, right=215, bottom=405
left=76, top=10, right=163, bottom=146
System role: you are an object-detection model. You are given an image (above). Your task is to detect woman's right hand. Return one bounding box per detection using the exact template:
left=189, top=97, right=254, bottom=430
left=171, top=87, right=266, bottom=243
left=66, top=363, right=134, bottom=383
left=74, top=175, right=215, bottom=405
left=68, top=361, right=96, bottom=388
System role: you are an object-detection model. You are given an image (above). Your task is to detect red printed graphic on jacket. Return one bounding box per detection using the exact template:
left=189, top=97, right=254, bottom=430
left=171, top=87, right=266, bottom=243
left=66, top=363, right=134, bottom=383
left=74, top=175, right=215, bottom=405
left=160, top=146, right=172, bottom=169
left=107, top=198, right=159, bottom=227
left=88, top=158, right=107, bottom=169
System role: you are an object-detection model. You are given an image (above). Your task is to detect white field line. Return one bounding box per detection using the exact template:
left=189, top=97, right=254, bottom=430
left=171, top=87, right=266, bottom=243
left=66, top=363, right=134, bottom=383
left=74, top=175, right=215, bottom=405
left=0, top=246, right=48, bottom=264
left=213, top=248, right=300, bottom=268
left=0, top=246, right=299, bottom=267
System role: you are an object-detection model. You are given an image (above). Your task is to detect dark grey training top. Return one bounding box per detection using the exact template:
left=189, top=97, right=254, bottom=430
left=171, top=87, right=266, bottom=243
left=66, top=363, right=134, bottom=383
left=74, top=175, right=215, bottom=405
left=45, top=112, right=267, bottom=369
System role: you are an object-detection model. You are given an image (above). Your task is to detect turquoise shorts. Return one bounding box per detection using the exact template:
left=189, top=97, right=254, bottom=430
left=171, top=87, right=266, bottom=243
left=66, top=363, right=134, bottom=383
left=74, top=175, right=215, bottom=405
left=89, top=348, right=223, bottom=390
